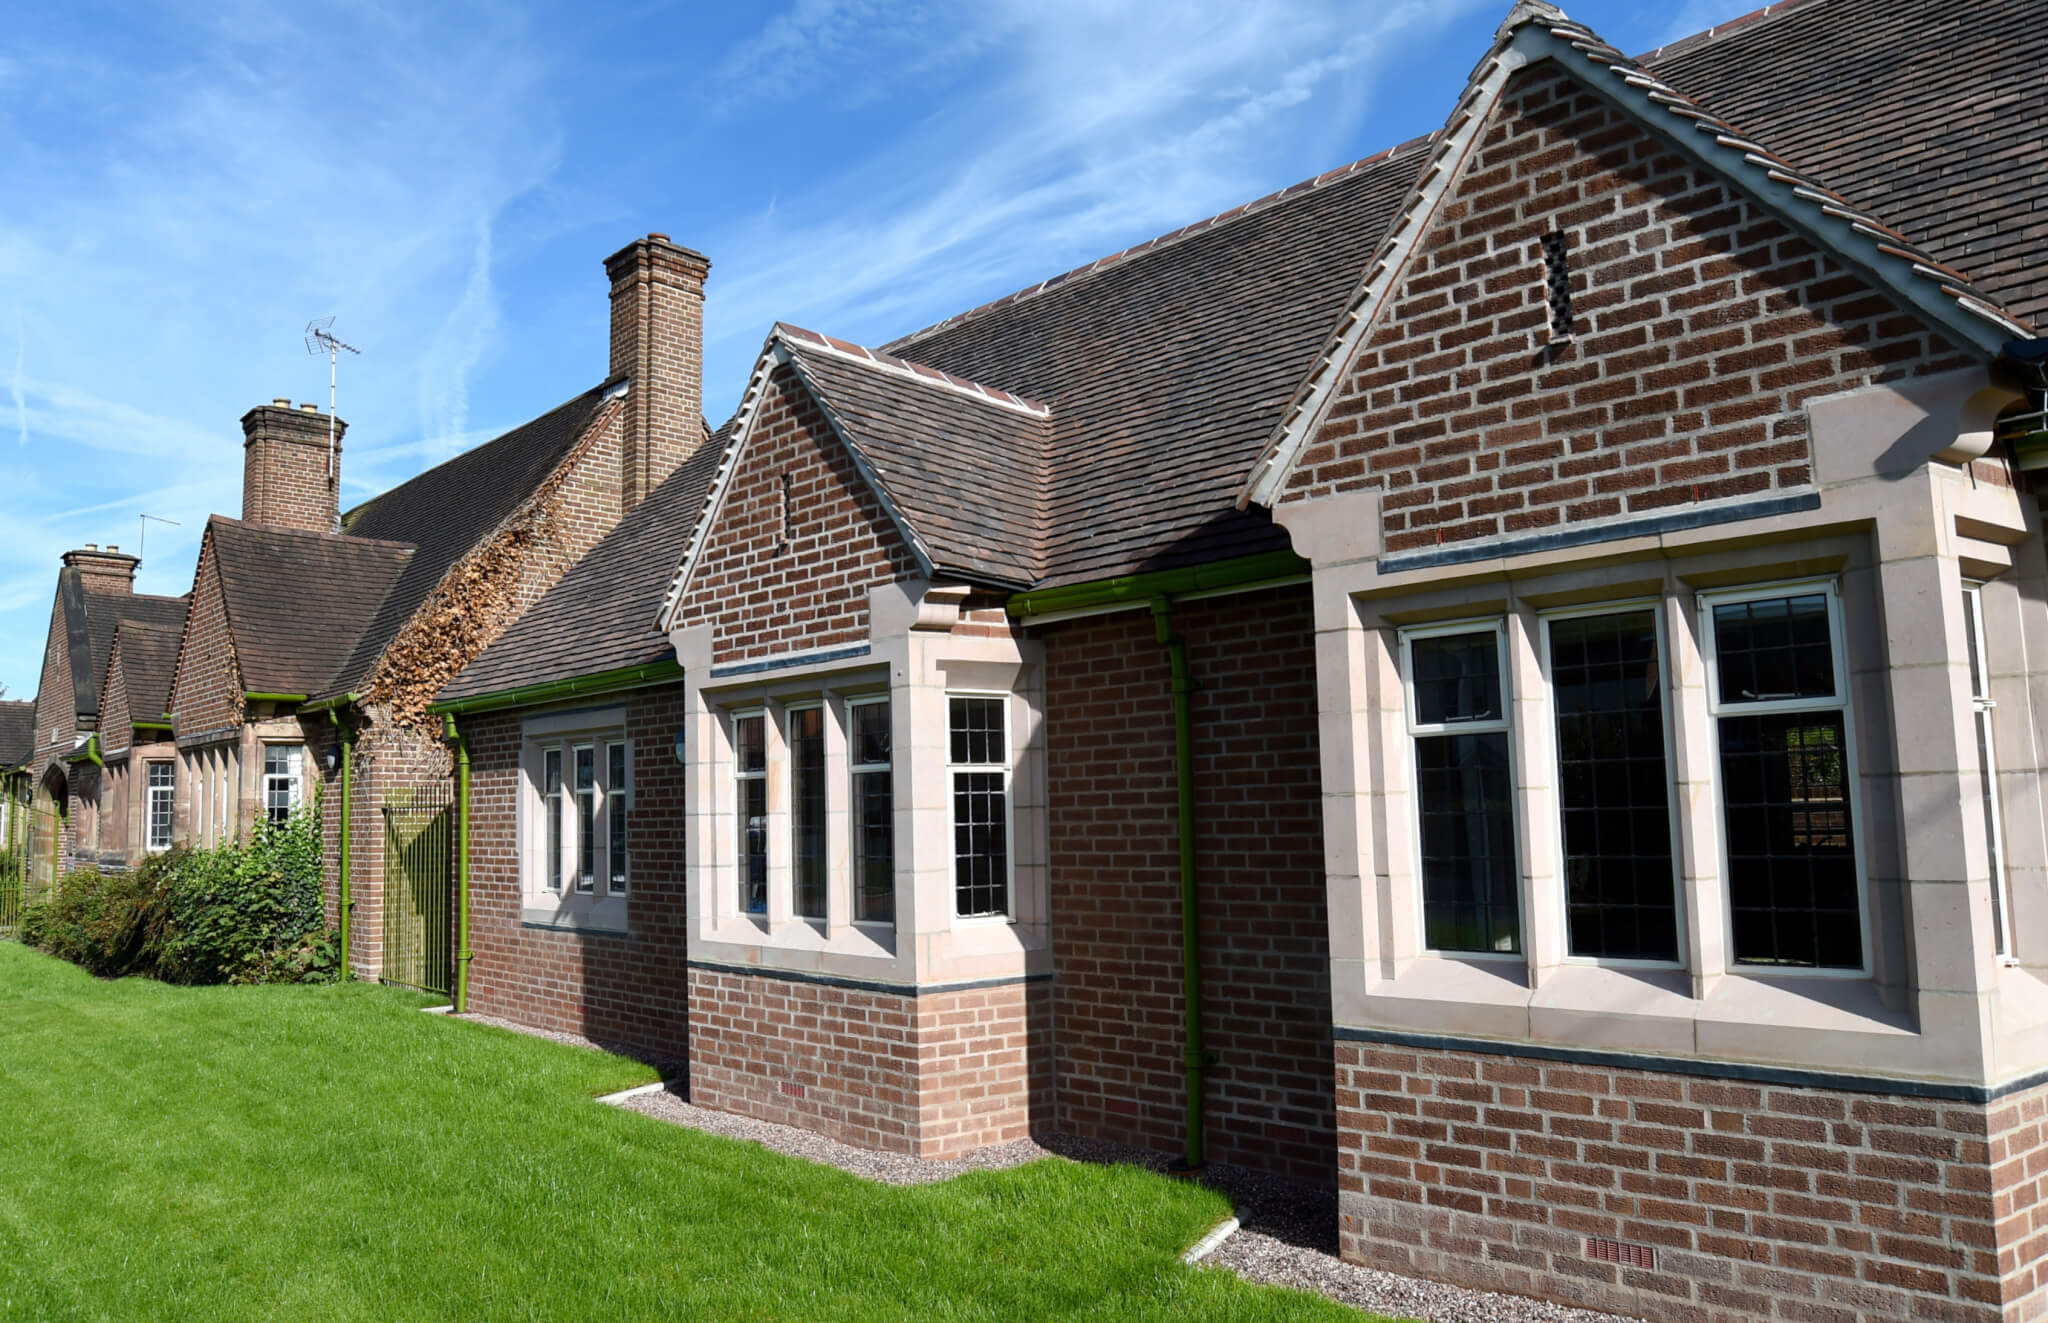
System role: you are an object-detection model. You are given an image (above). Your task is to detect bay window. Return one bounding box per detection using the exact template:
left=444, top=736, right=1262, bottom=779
left=522, top=713, right=630, bottom=924
left=950, top=695, right=1011, bottom=920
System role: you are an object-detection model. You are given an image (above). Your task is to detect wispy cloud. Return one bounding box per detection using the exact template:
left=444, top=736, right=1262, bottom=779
left=694, top=0, right=1487, bottom=404
left=417, top=216, right=501, bottom=455
left=10, top=308, right=24, bottom=448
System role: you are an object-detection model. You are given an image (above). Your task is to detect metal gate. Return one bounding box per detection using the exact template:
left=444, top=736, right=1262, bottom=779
left=382, top=783, right=454, bottom=996
left=2, top=792, right=57, bottom=938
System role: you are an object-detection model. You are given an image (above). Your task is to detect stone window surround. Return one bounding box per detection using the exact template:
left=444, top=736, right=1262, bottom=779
left=1286, top=423, right=2048, bottom=1086
left=674, top=580, right=1050, bottom=990
left=145, top=760, right=174, bottom=853
left=517, top=707, right=631, bottom=933
left=261, top=742, right=305, bottom=824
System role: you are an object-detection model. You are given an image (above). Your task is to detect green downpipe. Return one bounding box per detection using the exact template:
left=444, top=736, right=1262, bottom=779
left=1151, top=596, right=1207, bottom=1172
left=445, top=715, right=473, bottom=1013
left=338, top=724, right=354, bottom=977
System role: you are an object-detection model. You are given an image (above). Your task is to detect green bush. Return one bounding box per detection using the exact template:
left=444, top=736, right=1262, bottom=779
left=26, top=803, right=337, bottom=986
left=17, top=865, right=162, bottom=975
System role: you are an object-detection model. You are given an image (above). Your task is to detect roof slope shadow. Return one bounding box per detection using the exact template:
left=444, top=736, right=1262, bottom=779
left=111, top=620, right=186, bottom=725
left=66, top=576, right=188, bottom=727
left=0, top=701, right=33, bottom=768
left=439, top=419, right=732, bottom=706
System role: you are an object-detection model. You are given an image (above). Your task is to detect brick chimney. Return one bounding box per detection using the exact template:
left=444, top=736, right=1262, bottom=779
left=242, top=398, right=346, bottom=533
left=62, top=544, right=139, bottom=594
left=605, top=233, right=710, bottom=513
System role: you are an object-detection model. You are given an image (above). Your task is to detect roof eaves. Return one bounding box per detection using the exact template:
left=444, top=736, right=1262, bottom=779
left=1242, top=2, right=2032, bottom=510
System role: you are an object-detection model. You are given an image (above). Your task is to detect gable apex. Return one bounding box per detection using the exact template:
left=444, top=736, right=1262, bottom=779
left=1241, top=2, right=2033, bottom=510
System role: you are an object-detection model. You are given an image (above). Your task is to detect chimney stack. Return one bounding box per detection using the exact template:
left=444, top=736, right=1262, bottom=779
left=605, top=233, right=710, bottom=513
left=241, top=402, right=346, bottom=533
left=63, top=544, right=139, bottom=595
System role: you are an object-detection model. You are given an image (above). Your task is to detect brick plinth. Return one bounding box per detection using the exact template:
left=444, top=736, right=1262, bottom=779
left=687, top=967, right=1049, bottom=1158
left=1337, top=1039, right=2048, bottom=1323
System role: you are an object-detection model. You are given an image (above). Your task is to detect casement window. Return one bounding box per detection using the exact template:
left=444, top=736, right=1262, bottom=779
left=1403, top=623, right=1520, bottom=955
left=1703, top=583, right=1863, bottom=971
left=789, top=705, right=827, bottom=921
left=950, top=695, right=1011, bottom=919
left=262, top=744, right=303, bottom=824
left=522, top=717, right=630, bottom=915
left=1963, top=584, right=2013, bottom=960
left=1546, top=608, right=1680, bottom=964
left=146, top=762, right=174, bottom=853
left=736, top=712, right=768, bottom=916
left=850, top=698, right=894, bottom=924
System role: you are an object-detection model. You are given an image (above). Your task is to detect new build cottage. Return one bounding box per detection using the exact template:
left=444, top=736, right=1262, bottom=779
left=435, top=1, right=2048, bottom=1320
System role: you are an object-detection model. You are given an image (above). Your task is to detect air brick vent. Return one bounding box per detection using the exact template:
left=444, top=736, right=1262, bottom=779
left=780, top=1080, right=807, bottom=1100
left=1586, top=1237, right=1654, bottom=1269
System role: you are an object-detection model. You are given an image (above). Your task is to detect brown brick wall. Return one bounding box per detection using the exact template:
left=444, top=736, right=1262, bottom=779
left=461, top=689, right=690, bottom=1065
left=607, top=236, right=708, bottom=514
left=313, top=711, right=449, bottom=980
left=170, top=533, right=244, bottom=740
left=688, top=966, right=1048, bottom=1158
left=1042, top=586, right=1333, bottom=1184
left=1280, top=62, right=1971, bottom=550
left=32, top=594, right=72, bottom=774
left=1334, top=1039, right=2048, bottom=1323
left=241, top=404, right=344, bottom=534
left=677, top=364, right=921, bottom=665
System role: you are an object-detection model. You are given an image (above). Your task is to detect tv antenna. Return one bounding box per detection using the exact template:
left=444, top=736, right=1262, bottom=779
left=304, top=317, right=360, bottom=482
left=137, top=513, right=180, bottom=565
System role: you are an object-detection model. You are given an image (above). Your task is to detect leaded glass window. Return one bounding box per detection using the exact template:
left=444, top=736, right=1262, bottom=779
left=1406, top=625, right=1520, bottom=954
left=950, top=696, right=1009, bottom=918
left=607, top=743, right=629, bottom=896
left=1549, top=610, right=1678, bottom=962
left=736, top=713, right=767, bottom=916
left=146, top=762, right=174, bottom=852
left=850, top=699, right=893, bottom=924
left=789, top=707, right=827, bottom=920
left=1964, top=585, right=2012, bottom=959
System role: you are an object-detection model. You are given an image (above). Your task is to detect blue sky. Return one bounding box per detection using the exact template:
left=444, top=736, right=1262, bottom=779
left=0, top=0, right=1753, bottom=701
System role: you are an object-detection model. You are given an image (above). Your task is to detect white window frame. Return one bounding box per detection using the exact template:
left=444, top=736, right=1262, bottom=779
left=1963, top=582, right=2016, bottom=964
left=1699, top=578, right=1870, bottom=978
left=606, top=740, right=632, bottom=897
left=1399, top=617, right=1523, bottom=960
left=948, top=690, right=1016, bottom=922
left=847, top=694, right=895, bottom=929
left=519, top=709, right=630, bottom=930
left=1538, top=601, right=1686, bottom=971
left=733, top=707, right=769, bottom=920
left=146, top=761, right=175, bottom=853
left=262, top=743, right=304, bottom=825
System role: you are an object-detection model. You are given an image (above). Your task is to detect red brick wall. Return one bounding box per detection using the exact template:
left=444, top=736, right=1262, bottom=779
left=100, top=639, right=133, bottom=758
left=676, top=365, right=922, bottom=665
left=32, top=594, right=71, bottom=773
left=1042, top=585, right=1333, bottom=1183
left=241, top=404, right=344, bottom=534
left=688, top=966, right=1048, bottom=1158
left=1333, top=1040, right=2048, bottom=1323
left=461, top=689, right=689, bottom=1064
left=1280, top=62, right=1972, bottom=550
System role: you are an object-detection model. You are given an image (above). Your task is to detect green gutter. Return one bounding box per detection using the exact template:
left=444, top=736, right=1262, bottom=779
left=445, top=715, right=473, bottom=1013
left=134, top=721, right=173, bottom=733
left=64, top=735, right=103, bottom=768
left=338, top=724, right=355, bottom=977
left=1151, top=598, right=1208, bottom=1172
left=1005, top=549, right=1307, bottom=620
left=428, top=659, right=684, bottom=719
left=244, top=692, right=309, bottom=705
left=304, top=692, right=361, bottom=716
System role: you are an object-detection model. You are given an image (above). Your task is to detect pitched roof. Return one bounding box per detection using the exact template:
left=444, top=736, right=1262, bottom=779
left=437, top=421, right=731, bottom=705
left=737, top=0, right=2041, bottom=588
left=63, top=576, right=188, bottom=725
left=1243, top=0, right=2034, bottom=505
left=0, top=701, right=33, bottom=769
left=113, top=620, right=183, bottom=724
left=206, top=517, right=415, bottom=698
left=323, top=378, right=623, bottom=699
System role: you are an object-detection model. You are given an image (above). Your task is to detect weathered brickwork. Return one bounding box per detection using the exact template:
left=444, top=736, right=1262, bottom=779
left=461, top=690, right=690, bottom=1065
left=678, top=365, right=921, bottom=665
left=312, top=711, right=447, bottom=980
left=1280, top=63, right=1971, bottom=550
left=1336, top=1041, right=2048, bottom=1323
left=241, top=403, right=345, bottom=534
left=1043, top=586, right=1333, bottom=1184
left=688, top=967, right=1049, bottom=1158
left=31, top=595, right=73, bottom=773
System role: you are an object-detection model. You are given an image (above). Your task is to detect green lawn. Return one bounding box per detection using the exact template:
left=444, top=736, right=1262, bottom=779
left=0, top=944, right=1359, bottom=1321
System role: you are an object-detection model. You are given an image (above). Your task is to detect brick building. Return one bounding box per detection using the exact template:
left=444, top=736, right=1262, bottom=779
left=0, top=701, right=33, bottom=893
left=150, top=234, right=709, bottom=985
left=429, top=0, right=2048, bottom=1319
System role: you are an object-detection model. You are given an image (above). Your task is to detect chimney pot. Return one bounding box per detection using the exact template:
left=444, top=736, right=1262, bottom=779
left=273, top=397, right=291, bottom=407
left=300, top=403, right=319, bottom=414
left=84, top=543, right=97, bottom=552
left=649, top=232, right=670, bottom=242
left=106, top=545, right=118, bottom=553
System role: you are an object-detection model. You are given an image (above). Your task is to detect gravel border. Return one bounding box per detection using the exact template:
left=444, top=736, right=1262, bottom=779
left=458, top=1013, right=1640, bottom=1323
